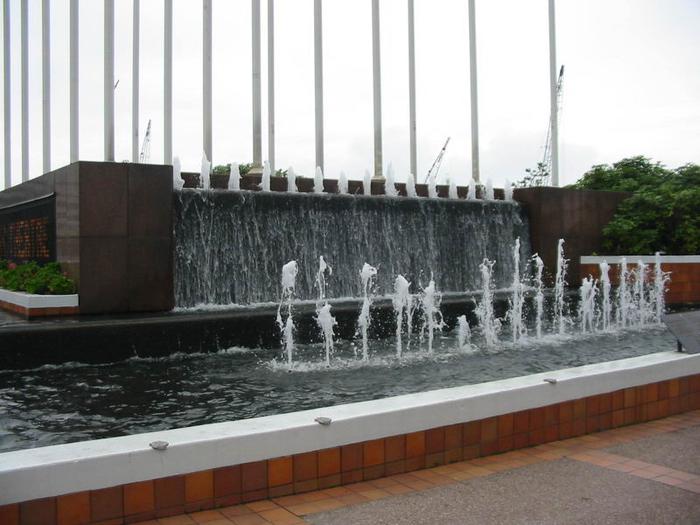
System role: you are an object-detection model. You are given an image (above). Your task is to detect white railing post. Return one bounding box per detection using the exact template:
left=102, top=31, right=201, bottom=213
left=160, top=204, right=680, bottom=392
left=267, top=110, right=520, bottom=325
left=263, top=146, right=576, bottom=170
left=164, top=0, right=172, bottom=164
left=104, top=0, right=115, bottom=161
left=42, top=0, right=51, bottom=173
left=548, top=0, right=559, bottom=186
left=21, top=0, right=28, bottom=180
left=468, top=0, right=480, bottom=183
left=132, top=0, right=139, bottom=162
left=267, top=0, right=275, bottom=172
left=70, top=0, right=79, bottom=163
left=252, top=0, right=262, bottom=167
left=203, top=0, right=212, bottom=163
left=314, top=0, right=324, bottom=172
left=408, top=0, right=416, bottom=178
left=371, top=0, right=382, bottom=178
left=3, top=0, right=9, bottom=187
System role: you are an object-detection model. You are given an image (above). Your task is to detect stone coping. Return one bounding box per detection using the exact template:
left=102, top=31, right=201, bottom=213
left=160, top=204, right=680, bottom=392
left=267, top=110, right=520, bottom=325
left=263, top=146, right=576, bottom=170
left=0, top=288, right=79, bottom=318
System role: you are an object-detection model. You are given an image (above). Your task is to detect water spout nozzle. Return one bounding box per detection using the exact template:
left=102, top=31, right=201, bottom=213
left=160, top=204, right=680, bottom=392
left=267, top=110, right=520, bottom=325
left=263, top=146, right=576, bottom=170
left=315, top=417, right=332, bottom=426
left=150, top=440, right=169, bottom=451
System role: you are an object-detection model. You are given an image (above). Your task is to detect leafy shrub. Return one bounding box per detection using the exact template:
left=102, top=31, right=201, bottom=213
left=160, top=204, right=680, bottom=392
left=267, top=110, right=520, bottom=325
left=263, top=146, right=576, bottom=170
left=0, top=260, right=76, bottom=295
left=570, top=157, right=700, bottom=255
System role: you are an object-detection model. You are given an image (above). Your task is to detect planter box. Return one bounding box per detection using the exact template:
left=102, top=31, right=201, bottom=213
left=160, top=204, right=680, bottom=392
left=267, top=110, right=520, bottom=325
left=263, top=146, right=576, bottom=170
left=0, top=288, right=79, bottom=318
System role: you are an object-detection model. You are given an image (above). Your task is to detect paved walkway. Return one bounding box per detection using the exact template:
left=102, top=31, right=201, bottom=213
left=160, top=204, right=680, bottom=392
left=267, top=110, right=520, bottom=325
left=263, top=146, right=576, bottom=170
left=140, top=410, right=700, bottom=525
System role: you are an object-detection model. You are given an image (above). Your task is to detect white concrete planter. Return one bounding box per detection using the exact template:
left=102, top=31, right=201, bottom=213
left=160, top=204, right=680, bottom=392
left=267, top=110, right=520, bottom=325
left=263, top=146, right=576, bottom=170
left=0, top=287, right=79, bottom=317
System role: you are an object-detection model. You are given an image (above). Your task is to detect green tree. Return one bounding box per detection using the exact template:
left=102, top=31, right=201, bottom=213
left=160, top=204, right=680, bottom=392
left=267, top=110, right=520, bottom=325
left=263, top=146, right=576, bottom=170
left=571, top=156, right=700, bottom=255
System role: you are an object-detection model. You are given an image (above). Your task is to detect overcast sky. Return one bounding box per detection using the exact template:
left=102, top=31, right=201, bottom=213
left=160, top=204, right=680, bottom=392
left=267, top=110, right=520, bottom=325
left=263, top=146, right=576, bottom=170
left=2, top=0, right=699, bottom=188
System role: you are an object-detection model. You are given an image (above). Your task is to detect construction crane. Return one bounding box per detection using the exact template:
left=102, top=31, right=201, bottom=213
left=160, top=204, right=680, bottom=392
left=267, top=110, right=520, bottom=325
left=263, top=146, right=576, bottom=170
left=139, top=119, right=152, bottom=163
left=424, top=137, right=450, bottom=184
left=540, top=65, right=565, bottom=184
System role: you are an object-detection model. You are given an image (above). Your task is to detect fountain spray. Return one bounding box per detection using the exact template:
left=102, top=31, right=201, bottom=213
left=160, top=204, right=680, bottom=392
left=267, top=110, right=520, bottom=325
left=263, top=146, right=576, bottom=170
left=314, top=167, right=324, bottom=194
left=363, top=170, right=372, bottom=196
left=260, top=160, right=271, bottom=191
left=467, top=178, right=476, bottom=200
left=406, top=173, right=417, bottom=198
left=228, top=162, right=240, bottom=191
left=200, top=152, right=211, bottom=190
left=579, top=276, right=598, bottom=333
left=357, top=263, right=378, bottom=360
left=475, top=258, right=501, bottom=347
left=553, top=239, right=568, bottom=335
left=338, top=172, right=349, bottom=194
left=385, top=163, right=399, bottom=197
left=287, top=166, right=298, bottom=193
left=457, top=315, right=472, bottom=350
left=420, top=279, right=445, bottom=354
left=507, top=238, right=526, bottom=343
left=532, top=254, right=545, bottom=339
left=277, top=260, right=298, bottom=366
left=393, top=275, right=412, bottom=358
left=599, top=261, right=612, bottom=331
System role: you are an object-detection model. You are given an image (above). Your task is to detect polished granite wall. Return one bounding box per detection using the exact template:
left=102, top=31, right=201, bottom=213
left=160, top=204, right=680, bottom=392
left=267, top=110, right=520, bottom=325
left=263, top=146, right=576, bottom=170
left=0, top=162, right=174, bottom=314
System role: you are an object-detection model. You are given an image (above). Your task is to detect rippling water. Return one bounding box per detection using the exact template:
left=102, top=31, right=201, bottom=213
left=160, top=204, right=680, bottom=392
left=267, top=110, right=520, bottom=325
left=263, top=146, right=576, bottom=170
left=0, top=326, right=675, bottom=453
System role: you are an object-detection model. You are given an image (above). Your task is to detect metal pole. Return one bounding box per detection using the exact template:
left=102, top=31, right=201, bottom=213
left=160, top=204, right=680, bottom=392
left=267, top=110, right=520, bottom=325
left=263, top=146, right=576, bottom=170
left=548, top=0, right=559, bottom=186
left=371, top=0, right=382, bottom=178
left=3, top=0, right=9, bottom=187
left=70, top=0, right=79, bottom=163
left=314, top=0, right=324, bottom=172
left=407, top=0, right=416, bottom=177
left=42, top=0, right=50, bottom=173
left=21, top=0, right=27, bottom=180
left=267, top=0, right=275, bottom=172
left=252, top=0, right=261, bottom=167
left=467, top=0, right=479, bottom=182
left=164, top=0, right=172, bottom=164
left=132, top=0, right=139, bottom=162
left=203, top=0, right=212, bottom=163
left=104, top=0, right=114, bottom=161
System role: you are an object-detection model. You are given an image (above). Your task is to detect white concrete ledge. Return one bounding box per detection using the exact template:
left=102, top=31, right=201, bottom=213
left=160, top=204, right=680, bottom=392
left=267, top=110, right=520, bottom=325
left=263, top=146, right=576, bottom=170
left=0, top=288, right=79, bottom=308
left=581, top=255, right=700, bottom=264
left=0, top=351, right=698, bottom=504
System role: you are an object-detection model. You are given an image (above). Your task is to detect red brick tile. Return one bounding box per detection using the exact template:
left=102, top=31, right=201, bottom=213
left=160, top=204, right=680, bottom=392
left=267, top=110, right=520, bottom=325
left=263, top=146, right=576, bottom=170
left=498, top=435, right=514, bottom=453
left=635, top=404, right=648, bottom=422
left=341, top=443, right=363, bottom=472
left=623, top=407, right=636, bottom=425
left=481, top=440, right=499, bottom=456
left=624, top=388, right=636, bottom=408
left=559, top=402, right=574, bottom=423
left=528, top=429, right=545, bottom=446
left=186, top=470, right=214, bottom=503
left=241, top=488, right=268, bottom=502
left=123, top=481, right=155, bottom=516
left=214, top=466, right=241, bottom=498
left=658, top=381, right=670, bottom=400
left=444, top=424, right=462, bottom=451
left=363, top=464, right=386, bottom=480
left=268, top=457, right=293, bottom=487
left=155, top=475, right=185, bottom=510
left=90, top=487, right=123, bottom=522
left=268, top=483, right=294, bottom=498
left=545, top=425, right=559, bottom=443
left=612, top=390, right=624, bottom=411
left=586, top=396, right=600, bottom=416
left=318, top=474, right=341, bottom=490
left=599, top=412, right=612, bottom=431
left=658, top=399, right=669, bottom=418
left=544, top=405, right=559, bottom=427
left=669, top=379, right=680, bottom=398
left=363, top=439, right=385, bottom=467
left=318, top=448, right=341, bottom=478
left=529, top=407, right=546, bottom=430
left=293, top=452, right=318, bottom=481
left=647, top=401, right=660, bottom=420
left=586, top=416, right=600, bottom=433
left=572, top=419, right=586, bottom=437
left=646, top=383, right=659, bottom=403
left=511, top=431, right=528, bottom=449
left=406, top=432, right=426, bottom=458
left=636, top=386, right=647, bottom=405
left=498, top=414, right=514, bottom=437
left=404, top=456, right=426, bottom=472
left=341, top=469, right=364, bottom=484
left=480, top=418, right=498, bottom=443
left=599, top=393, right=612, bottom=414
left=241, top=461, right=268, bottom=492
left=679, top=377, right=690, bottom=395
left=445, top=447, right=463, bottom=464
left=573, top=399, right=586, bottom=420
left=425, top=452, right=445, bottom=468
left=425, top=428, right=445, bottom=454
left=463, top=421, right=481, bottom=446
left=462, top=445, right=480, bottom=460
left=612, top=410, right=625, bottom=428
left=294, top=478, right=319, bottom=493
left=690, top=375, right=700, bottom=393
left=514, top=410, right=530, bottom=433
left=384, top=460, right=406, bottom=476
left=57, top=493, right=89, bottom=525
left=559, top=421, right=573, bottom=439
left=0, top=505, right=19, bottom=525
left=669, top=397, right=681, bottom=415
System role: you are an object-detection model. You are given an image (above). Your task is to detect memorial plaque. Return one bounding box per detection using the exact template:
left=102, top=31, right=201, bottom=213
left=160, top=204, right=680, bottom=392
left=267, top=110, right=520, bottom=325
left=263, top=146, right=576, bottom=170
left=0, top=195, right=56, bottom=263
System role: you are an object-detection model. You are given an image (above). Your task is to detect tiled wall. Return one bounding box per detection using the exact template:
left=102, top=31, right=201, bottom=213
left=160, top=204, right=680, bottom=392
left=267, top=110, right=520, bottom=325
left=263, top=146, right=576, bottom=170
left=580, top=262, right=700, bottom=305
left=2, top=374, right=700, bottom=525
left=0, top=300, right=78, bottom=318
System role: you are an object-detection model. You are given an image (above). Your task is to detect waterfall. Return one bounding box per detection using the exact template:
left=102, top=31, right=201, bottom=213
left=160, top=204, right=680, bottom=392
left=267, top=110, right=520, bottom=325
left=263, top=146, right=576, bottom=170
left=174, top=191, right=531, bottom=307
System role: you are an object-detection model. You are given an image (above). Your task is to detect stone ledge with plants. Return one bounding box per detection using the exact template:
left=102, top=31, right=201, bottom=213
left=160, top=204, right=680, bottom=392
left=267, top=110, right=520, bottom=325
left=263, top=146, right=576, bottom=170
left=0, top=260, right=76, bottom=296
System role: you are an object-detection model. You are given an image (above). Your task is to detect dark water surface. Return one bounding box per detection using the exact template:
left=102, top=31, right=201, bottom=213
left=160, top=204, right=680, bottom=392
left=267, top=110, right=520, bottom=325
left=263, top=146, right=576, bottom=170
left=0, top=326, right=675, bottom=453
